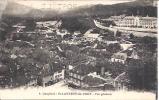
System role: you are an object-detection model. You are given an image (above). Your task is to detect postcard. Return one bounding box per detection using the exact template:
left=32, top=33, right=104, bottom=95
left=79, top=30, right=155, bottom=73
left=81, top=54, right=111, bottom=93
left=0, top=0, right=157, bottom=100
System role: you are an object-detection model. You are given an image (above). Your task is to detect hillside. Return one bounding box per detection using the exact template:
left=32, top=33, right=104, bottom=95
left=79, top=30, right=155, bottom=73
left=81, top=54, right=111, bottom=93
left=2, top=0, right=157, bottom=19
left=3, top=2, right=59, bottom=18
left=62, top=0, right=157, bottom=17
left=3, top=2, right=33, bottom=17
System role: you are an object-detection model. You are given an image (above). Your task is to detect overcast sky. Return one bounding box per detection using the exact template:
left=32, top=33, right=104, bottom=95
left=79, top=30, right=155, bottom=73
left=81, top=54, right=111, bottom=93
left=10, top=0, right=135, bottom=11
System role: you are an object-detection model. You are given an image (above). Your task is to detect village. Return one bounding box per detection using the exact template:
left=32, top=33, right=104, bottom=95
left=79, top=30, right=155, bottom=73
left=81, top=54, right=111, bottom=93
left=0, top=14, right=157, bottom=91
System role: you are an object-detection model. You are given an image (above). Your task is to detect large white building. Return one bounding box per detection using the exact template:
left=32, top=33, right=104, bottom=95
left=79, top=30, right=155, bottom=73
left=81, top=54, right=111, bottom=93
left=111, top=15, right=157, bottom=29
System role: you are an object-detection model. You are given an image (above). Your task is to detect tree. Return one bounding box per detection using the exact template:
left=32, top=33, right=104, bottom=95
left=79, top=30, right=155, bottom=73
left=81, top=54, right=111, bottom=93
left=116, top=31, right=121, bottom=37
left=127, top=59, right=157, bottom=91
left=107, top=43, right=121, bottom=53
left=141, top=36, right=157, bottom=44
left=24, top=20, right=36, bottom=31
left=32, top=49, right=50, bottom=64
left=129, top=33, right=134, bottom=39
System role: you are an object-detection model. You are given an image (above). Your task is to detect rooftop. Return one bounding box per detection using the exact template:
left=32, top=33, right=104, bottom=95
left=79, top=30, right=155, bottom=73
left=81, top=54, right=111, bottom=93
left=114, top=72, right=129, bottom=83
left=70, top=64, right=94, bottom=76
left=83, top=75, right=106, bottom=86
left=40, top=62, right=64, bottom=77
left=121, top=49, right=133, bottom=57
left=83, top=72, right=113, bottom=87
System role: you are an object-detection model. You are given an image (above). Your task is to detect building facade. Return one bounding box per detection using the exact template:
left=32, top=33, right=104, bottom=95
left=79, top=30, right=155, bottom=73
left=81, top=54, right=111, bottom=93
left=53, top=69, right=65, bottom=82
left=37, top=63, right=65, bottom=87
left=111, top=52, right=127, bottom=64
left=66, top=64, right=115, bottom=90
left=112, top=15, right=157, bottom=29
left=68, top=71, right=86, bottom=87
left=113, top=72, right=129, bottom=90
left=66, top=64, right=91, bottom=87
left=38, top=69, right=65, bottom=87
left=111, top=48, right=139, bottom=64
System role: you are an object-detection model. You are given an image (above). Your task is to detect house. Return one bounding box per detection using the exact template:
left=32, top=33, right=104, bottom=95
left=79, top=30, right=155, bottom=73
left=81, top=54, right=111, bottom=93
left=36, top=21, right=58, bottom=28
left=113, top=72, right=129, bottom=90
left=62, top=40, right=80, bottom=45
left=56, top=29, right=69, bottom=38
left=82, top=72, right=114, bottom=90
left=120, top=43, right=134, bottom=51
left=84, top=29, right=101, bottom=41
left=0, top=76, right=8, bottom=88
left=12, top=23, right=26, bottom=33
left=37, top=74, right=54, bottom=87
left=67, top=64, right=115, bottom=90
left=108, top=14, right=126, bottom=21
left=45, top=33, right=55, bottom=39
left=111, top=52, right=127, bottom=64
left=55, top=20, right=62, bottom=28
left=111, top=48, right=139, bottom=64
left=37, top=63, right=65, bottom=87
left=26, top=78, right=37, bottom=87
left=105, top=41, right=119, bottom=46
left=53, top=69, right=65, bottom=82
left=10, top=54, right=17, bottom=59
left=66, top=64, right=94, bottom=87
left=74, top=31, right=81, bottom=36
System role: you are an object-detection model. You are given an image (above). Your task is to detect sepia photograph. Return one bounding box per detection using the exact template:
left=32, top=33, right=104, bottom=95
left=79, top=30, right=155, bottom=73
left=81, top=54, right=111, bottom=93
left=0, top=0, right=157, bottom=99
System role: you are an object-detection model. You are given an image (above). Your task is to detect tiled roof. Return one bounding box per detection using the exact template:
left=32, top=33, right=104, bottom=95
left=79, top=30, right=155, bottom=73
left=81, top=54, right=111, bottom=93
left=70, top=64, right=94, bottom=76
left=114, top=72, right=129, bottom=83
left=82, top=72, right=114, bottom=87
left=83, top=75, right=106, bottom=86
left=121, top=49, right=133, bottom=56
left=50, top=62, right=64, bottom=72
left=40, top=62, right=64, bottom=77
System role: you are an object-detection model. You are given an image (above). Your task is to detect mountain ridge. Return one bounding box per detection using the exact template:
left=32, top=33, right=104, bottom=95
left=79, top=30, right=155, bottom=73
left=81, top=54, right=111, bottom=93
left=2, top=0, right=157, bottom=19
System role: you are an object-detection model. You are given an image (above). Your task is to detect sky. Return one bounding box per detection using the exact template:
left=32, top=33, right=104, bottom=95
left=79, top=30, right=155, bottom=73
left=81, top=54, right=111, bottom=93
left=10, top=0, right=135, bottom=12
left=0, top=0, right=8, bottom=18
